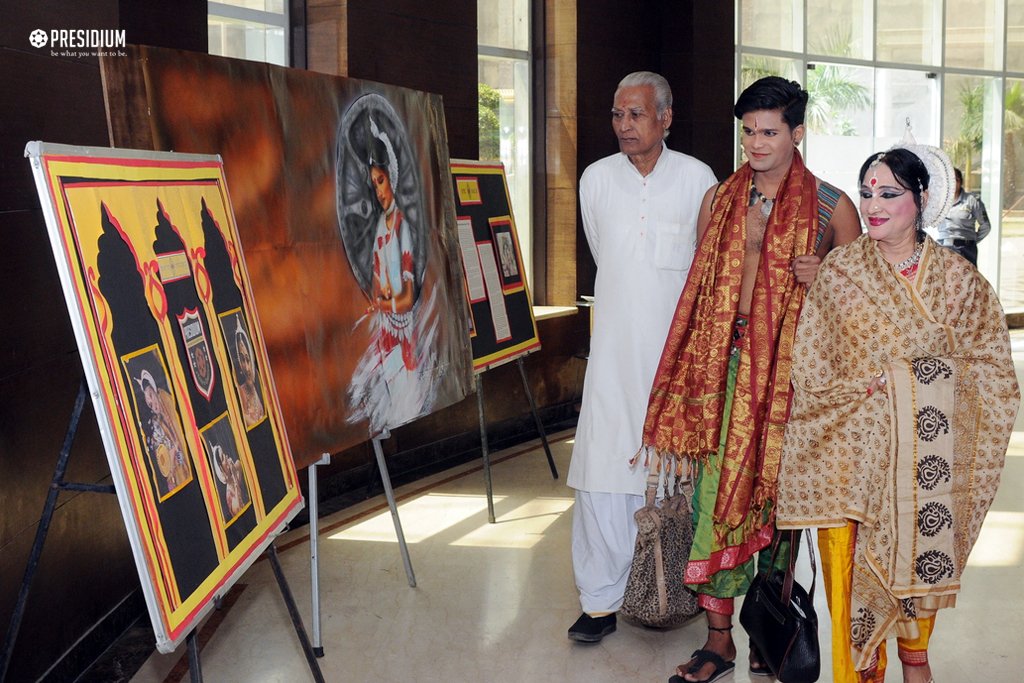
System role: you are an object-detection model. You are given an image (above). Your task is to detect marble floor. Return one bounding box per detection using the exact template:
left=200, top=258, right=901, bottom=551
left=126, top=349, right=1024, bottom=682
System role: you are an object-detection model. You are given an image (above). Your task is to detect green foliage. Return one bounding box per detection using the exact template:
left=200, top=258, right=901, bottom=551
left=478, top=83, right=502, bottom=160
left=947, top=81, right=1024, bottom=203
left=740, top=38, right=870, bottom=138
left=804, top=65, right=870, bottom=136
left=1001, top=82, right=1024, bottom=208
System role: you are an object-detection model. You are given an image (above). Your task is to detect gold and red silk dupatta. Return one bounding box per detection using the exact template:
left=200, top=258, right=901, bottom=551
left=777, top=236, right=1018, bottom=669
left=642, top=151, right=818, bottom=528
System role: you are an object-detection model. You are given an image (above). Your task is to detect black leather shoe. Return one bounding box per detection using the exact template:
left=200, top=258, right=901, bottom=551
left=567, top=612, right=616, bottom=642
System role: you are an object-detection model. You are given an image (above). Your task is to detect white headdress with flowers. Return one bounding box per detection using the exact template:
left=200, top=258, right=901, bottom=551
left=889, top=119, right=956, bottom=230
left=369, top=116, right=399, bottom=187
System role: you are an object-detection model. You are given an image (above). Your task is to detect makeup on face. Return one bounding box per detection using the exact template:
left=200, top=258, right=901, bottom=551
left=858, top=163, right=919, bottom=241
left=740, top=109, right=800, bottom=173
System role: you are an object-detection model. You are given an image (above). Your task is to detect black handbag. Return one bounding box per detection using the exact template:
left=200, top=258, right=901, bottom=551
left=739, top=528, right=820, bottom=683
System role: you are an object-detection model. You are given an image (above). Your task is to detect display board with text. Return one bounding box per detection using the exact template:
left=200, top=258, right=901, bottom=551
left=450, top=160, right=540, bottom=372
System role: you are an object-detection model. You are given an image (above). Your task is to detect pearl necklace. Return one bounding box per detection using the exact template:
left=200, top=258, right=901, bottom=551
left=749, top=183, right=774, bottom=219
left=894, top=241, right=923, bottom=273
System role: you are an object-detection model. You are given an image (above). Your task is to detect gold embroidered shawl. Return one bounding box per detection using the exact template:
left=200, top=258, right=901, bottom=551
left=777, top=235, right=1019, bottom=669
left=642, top=151, right=818, bottom=528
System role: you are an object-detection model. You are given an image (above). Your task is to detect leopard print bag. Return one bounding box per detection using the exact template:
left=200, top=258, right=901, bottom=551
left=620, top=456, right=700, bottom=628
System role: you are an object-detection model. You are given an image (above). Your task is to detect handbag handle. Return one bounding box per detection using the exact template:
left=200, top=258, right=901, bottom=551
left=766, top=528, right=817, bottom=605
left=643, top=454, right=694, bottom=507
left=644, top=469, right=660, bottom=506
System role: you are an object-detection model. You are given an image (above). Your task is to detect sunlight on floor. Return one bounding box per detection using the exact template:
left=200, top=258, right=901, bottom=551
left=967, top=511, right=1024, bottom=567
left=1006, top=431, right=1024, bottom=455
left=451, top=496, right=574, bottom=548
left=326, top=493, right=504, bottom=543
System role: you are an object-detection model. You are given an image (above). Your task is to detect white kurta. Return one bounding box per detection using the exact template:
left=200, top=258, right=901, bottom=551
left=568, top=146, right=715, bottom=495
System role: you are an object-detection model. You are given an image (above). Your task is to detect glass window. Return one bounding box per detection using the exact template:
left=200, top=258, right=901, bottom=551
left=739, top=0, right=802, bottom=52
left=1000, top=78, right=1024, bottom=308
left=1009, top=0, right=1024, bottom=72
left=739, top=54, right=802, bottom=89
left=945, top=0, right=1002, bottom=70
left=807, top=62, right=874, bottom=137
left=209, top=18, right=286, bottom=65
left=737, top=0, right=1022, bottom=304
left=208, top=1, right=287, bottom=66
left=803, top=62, right=874, bottom=197
left=478, top=0, right=532, bottom=286
left=478, top=0, right=529, bottom=51
left=943, top=74, right=988, bottom=192
left=806, top=0, right=872, bottom=60
left=873, top=68, right=939, bottom=144
left=214, top=0, right=284, bottom=11
left=876, top=0, right=942, bottom=65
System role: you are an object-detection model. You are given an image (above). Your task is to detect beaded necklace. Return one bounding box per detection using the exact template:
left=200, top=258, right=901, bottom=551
left=895, top=241, right=923, bottom=278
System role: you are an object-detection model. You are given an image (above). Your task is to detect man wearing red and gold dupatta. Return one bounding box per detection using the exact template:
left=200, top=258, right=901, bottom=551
left=643, top=78, right=861, bottom=683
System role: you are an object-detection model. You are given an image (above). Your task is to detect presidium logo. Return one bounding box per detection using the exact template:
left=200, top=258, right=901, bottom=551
left=29, top=28, right=127, bottom=57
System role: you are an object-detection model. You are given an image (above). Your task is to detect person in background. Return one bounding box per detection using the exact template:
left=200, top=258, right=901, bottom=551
left=778, top=144, right=1018, bottom=683
left=566, top=70, right=716, bottom=644
left=936, top=167, right=990, bottom=266
left=641, top=77, right=860, bottom=683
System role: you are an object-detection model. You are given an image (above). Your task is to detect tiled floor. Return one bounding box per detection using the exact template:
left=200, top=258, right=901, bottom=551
left=127, top=342, right=1024, bottom=682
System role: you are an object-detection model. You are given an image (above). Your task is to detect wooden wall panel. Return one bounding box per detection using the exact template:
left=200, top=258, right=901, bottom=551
left=307, top=0, right=348, bottom=76
left=660, top=2, right=736, bottom=180
left=573, top=0, right=735, bottom=297
left=343, top=1, right=479, bottom=160
left=541, top=0, right=579, bottom=306
left=575, top=0, right=659, bottom=298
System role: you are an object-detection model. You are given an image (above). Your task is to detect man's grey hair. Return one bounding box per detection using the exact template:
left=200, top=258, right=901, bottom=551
left=615, top=71, right=673, bottom=116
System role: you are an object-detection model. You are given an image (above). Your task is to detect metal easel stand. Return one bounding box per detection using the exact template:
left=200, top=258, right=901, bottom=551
left=185, top=632, right=203, bottom=683
left=0, top=378, right=116, bottom=683
left=180, top=540, right=325, bottom=682
left=372, top=431, right=416, bottom=587
left=515, top=356, right=559, bottom=479
left=306, top=453, right=331, bottom=657
left=475, top=355, right=559, bottom=525
left=182, top=514, right=327, bottom=682
left=304, top=430, right=417, bottom=661
left=265, top=543, right=326, bottom=683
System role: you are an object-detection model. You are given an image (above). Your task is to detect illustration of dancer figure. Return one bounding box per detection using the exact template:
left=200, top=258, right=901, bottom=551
left=350, top=118, right=432, bottom=432
left=213, top=444, right=248, bottom=518
left=137, top=369, right=191, bottom=494
left=234, top=322, right=265, bottom=427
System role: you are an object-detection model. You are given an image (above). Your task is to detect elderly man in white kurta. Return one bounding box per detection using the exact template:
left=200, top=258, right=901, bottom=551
left=567, top=71, right=716, bottom=643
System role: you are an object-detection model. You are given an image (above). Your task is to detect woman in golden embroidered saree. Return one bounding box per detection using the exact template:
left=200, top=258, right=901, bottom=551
left=777, top=146, right=1019, bottom=683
